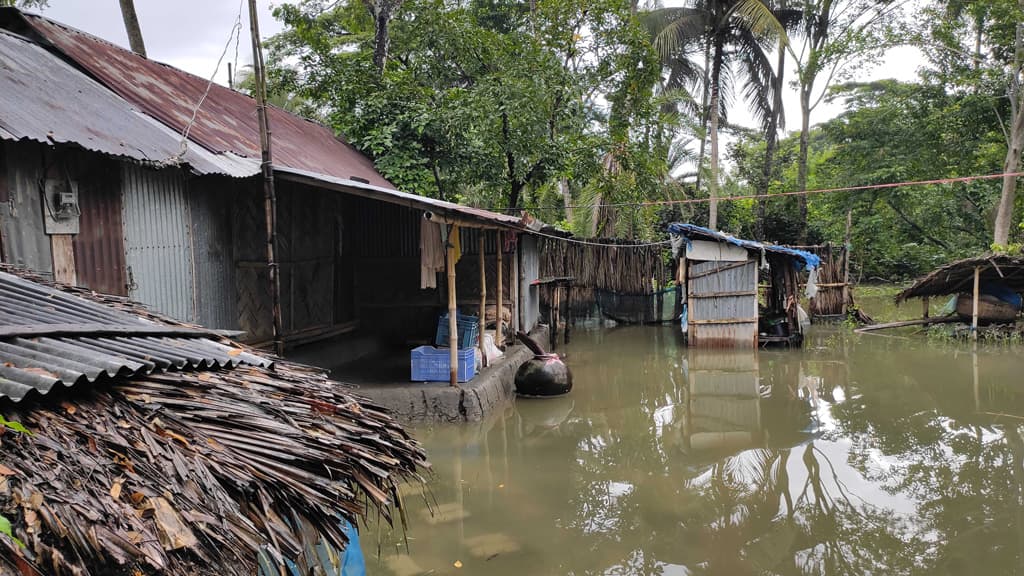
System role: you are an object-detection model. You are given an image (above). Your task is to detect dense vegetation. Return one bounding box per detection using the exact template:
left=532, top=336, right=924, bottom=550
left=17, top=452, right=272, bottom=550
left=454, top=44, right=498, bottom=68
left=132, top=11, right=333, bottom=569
left=264, top=0, right=1024, bottom=280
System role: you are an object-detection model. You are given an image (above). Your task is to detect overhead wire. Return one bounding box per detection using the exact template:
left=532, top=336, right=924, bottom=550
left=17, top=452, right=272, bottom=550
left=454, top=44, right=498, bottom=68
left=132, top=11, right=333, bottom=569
left=485, top=170, right=1024, bottom=213
left=158, top=0, right=245, bottom=168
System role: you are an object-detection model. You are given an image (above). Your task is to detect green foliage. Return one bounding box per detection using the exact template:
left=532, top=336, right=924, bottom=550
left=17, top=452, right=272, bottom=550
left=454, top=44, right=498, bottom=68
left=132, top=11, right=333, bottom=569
left=0, top=414, right=28, bottom=435
left=267, top=0, right=679, bottom=238
left=0, top=0, right=48, bottom=8
left=0, top=514, right=24, bottom=548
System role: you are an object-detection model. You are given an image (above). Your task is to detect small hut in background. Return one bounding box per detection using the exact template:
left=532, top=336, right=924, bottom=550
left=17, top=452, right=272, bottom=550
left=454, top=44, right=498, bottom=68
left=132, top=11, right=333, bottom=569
left=667, top=224, right=820, bottom=348
left=895, top=254, right=1024, bottom=332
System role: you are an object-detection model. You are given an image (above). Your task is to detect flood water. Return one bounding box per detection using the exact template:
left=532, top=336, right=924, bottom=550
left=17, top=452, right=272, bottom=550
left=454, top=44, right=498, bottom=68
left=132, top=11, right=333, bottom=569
left=365, top=321, right=1024, bottom=575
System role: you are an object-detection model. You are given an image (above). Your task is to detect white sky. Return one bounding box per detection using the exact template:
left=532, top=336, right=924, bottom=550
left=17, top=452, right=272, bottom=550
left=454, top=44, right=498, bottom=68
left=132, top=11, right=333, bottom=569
left=31, top=1, right=922, bottom=140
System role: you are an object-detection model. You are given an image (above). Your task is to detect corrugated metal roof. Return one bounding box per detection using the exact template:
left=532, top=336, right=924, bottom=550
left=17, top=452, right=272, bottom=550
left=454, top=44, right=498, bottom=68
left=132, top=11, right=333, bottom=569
left=0, top=28, right=244, bottom=177
left=16, top=11, right=394, bottom=189
left=667, top=223, right=821, bottom=271
left=0, top=270, right=269, bottom=403
left=276, top=166, right=527, bottom=230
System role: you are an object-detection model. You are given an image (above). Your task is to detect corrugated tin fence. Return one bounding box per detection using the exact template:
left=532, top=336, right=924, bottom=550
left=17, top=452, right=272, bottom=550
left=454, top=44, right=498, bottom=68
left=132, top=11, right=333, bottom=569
left=121, top=164, right=195, bottom=323
left=519, top=235, right=540, bottom=333
left=687, top=259, right=758, bottom=348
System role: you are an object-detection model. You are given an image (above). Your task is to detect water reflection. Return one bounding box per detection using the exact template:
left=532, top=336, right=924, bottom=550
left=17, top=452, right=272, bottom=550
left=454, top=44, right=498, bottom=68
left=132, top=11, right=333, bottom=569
left=367, top=325, right=1024, bottom=576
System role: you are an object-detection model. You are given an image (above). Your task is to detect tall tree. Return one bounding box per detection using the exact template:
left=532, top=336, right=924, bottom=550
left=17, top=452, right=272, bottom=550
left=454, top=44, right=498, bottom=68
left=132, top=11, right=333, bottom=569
left=790, top=0, right=901, bottom=242
left=648, top=0, right=789, bottom=230
left=919, top=0, right=1024, bottom=246
left=118, top=0, right=147, bottom=57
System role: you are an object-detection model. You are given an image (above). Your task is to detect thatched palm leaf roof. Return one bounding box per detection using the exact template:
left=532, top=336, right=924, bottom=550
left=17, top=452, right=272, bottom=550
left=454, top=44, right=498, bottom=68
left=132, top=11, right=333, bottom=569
left=0, top=268, right=428, bottom=576
left=895, top=254, right=1024, bottom=302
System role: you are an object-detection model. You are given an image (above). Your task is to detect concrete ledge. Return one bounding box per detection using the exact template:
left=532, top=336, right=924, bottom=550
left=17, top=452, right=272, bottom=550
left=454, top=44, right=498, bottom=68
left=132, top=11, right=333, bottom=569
left=354, top=327, right=546, bottom=424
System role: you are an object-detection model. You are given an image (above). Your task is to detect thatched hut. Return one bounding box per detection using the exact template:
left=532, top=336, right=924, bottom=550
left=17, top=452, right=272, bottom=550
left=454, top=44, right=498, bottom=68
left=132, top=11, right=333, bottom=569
left=895, top=254, right=1024, bottom=329
left=0, top=267, right=427, bottom=575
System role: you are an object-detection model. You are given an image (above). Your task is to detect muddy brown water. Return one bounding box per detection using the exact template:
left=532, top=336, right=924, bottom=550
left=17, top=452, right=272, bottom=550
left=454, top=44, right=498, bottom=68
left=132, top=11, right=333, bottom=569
left=364, top=316, right=1024, bottom=575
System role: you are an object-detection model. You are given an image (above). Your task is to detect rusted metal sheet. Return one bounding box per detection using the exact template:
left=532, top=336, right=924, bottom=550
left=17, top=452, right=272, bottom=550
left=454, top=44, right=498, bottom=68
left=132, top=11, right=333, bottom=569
left=688, top=259, right=758, bottom=348
left=71, top=155, right=127, bottom=295
left=0, top=141, right=51, bottom=275
left=188, top=176, right=238, bottom=329
left=0, top=27, right=239, bottom=176
left=18, top=13, right=394, bottom=188
left=278, top=167, right=526, bottom=231
left=121, top=164, right=195, bottom=322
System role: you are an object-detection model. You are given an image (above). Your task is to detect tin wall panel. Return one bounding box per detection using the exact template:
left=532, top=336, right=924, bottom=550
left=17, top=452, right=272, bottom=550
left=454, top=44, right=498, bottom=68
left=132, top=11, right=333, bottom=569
left=519, top=235, right=540, bottom=333
left=688, top=259, right=757, bottom=348
left=72, top=154, right=126, bottom=295
left=188, top=176, right=237, bottom=329
left=121, top=164, right=195, bottom=322
left=0, top=142, right=51, bottom=275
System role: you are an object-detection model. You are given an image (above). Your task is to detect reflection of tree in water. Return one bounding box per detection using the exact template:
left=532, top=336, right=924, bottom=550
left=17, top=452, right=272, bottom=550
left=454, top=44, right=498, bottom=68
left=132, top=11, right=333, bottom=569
left=829, top=343, right=1024, bottom=575
left=559, top=335, right=922, bottom=575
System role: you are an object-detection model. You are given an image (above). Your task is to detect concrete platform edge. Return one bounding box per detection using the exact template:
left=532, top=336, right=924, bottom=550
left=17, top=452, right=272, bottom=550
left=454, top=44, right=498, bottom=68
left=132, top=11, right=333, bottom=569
left=353, top=327, right=548, bottom=424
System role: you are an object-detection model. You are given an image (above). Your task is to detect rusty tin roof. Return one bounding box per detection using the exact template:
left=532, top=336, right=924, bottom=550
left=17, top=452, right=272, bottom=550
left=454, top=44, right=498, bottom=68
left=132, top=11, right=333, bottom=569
left=0, top=28, right=244, bottom=175
left=15, top=11, right=393, bottom=188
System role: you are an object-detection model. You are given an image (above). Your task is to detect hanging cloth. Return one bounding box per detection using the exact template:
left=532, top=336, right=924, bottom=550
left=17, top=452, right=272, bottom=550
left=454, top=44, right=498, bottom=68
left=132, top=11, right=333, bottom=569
left=502, top=230, right=518, bottom=253
left=450, top=224, right=462, bottom=263
left=420, top=219, right=445, bottom=289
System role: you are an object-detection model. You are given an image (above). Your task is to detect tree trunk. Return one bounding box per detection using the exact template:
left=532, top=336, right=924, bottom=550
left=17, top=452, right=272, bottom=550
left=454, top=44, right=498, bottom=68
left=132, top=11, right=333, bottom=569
left=757, top=42, right=787, bottom=241
left=118, top=0, right=147, bottom=57
left=994, top=15, right=1024, bottom=246
left=694, top=39, right=712, bottom=199
left=708, top=37, right=724, bottom=230
left=994, top=100, right=1024, bottom=246
left=796, top=84, right=811, bottom=244
left=363, top=0, right=402, bottom=76
left=560, top=178, right=573, bottom=223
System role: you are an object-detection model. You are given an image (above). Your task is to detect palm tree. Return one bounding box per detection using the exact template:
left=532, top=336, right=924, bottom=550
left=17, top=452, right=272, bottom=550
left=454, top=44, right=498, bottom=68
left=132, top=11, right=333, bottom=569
left=646, top=0, right=791, bottom=230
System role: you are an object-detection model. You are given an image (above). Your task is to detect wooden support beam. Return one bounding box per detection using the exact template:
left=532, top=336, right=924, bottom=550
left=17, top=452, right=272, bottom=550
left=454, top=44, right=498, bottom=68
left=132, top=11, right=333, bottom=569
left=971, top=265, right=980, bottom=340
left=842, top=208, right=852, bottom=315
left=478, top=234, right=487, bottom=368
left=687, top=259, right=750, bottom=281
left=447, top=225, right=459, bottom=386
left=51, top=234, right=76, bottom=286
left=496, top=236, right=504, bottom=349
left=922, top=296, right=930, bottom=319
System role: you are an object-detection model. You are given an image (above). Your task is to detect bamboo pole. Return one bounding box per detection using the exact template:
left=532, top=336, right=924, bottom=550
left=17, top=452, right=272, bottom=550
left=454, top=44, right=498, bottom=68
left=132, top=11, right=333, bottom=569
left=478, top=234, right=487, bottom=369
left=512, top=243, right=520, bottom=335
left=842, top=209, right=852, bottom=316
left=448, top=226, right=459, bottom=386
left=249, top=0, right=284, bottom=356
left=496, top=236, right=504, bottom=349
left=922, top=296, right=930, bottom=319
left=971, top=265, right=980, bottom=340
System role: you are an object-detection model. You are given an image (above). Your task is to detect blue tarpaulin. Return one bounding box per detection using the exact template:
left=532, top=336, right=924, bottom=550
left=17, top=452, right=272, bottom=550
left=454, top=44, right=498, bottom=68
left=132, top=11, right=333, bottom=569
left=666, top=223, right=821, bottom=271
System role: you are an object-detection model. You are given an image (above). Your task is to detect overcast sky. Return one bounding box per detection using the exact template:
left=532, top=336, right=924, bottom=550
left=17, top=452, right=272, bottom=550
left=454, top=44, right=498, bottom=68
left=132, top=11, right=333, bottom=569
left=29, top=0, right=922, bottom=137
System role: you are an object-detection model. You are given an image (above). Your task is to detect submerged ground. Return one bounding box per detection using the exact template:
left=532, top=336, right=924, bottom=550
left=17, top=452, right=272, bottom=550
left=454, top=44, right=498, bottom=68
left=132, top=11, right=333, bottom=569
left=363, top=287, right=1024, bottom=575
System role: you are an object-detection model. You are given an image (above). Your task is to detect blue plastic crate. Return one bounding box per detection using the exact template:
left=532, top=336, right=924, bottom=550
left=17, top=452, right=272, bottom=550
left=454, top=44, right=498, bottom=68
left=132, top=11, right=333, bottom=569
left=435, top=312, right=479, bottom=349
left=411, top=346, right=476, bottom=383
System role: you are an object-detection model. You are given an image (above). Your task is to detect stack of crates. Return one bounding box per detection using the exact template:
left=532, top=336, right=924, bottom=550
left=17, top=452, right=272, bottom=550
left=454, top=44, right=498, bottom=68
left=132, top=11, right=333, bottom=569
left=409, top=312, right=479, bottom=382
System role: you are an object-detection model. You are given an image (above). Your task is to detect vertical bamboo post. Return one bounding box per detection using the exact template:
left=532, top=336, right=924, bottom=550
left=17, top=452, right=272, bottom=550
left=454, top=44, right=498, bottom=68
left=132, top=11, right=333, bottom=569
left=512, top=242, right=520, bottom=335
left=447, top=226, right=459, bottom=386
left=842, top=208, right=852, bottom=316
left=249, top=0, right=283, bottom=356
left=971, top=266, right=980, bottom=340
left=922, top=296, right=930, bottom=319
left=496, top=235, right=504, bottom=349
left=478, top=233, right=487, bottom=369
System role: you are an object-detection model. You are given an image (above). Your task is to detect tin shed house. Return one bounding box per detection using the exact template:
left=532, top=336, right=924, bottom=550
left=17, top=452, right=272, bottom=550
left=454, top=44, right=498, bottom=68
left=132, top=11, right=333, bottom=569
left=668, top=224, right=820, bottom=348
left=0, top=8, right=543, bottom=364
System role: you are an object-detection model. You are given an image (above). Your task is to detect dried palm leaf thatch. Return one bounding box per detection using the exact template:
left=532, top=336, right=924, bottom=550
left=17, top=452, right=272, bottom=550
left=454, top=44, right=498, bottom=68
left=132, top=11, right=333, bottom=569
left=0, top=359, right=427, bottom=576
left=0, top=267, right=429, bottom=576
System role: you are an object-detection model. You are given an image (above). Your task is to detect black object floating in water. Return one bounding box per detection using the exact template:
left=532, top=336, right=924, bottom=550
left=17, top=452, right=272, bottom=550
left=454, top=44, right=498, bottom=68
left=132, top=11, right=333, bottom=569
left=515, top=331, right=573, bottom=397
